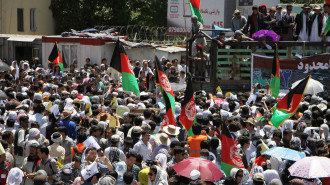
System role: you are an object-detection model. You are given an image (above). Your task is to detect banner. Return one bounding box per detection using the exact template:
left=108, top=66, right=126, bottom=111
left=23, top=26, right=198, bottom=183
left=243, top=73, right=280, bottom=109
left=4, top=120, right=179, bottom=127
left=251, top=54, right=330, bottom=92
left=167, top=0, right=225, bottom=35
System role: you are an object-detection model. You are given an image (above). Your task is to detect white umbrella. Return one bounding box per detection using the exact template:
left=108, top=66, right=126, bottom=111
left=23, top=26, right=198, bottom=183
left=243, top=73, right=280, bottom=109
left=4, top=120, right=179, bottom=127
left=291, top=78, right=323, bottom=95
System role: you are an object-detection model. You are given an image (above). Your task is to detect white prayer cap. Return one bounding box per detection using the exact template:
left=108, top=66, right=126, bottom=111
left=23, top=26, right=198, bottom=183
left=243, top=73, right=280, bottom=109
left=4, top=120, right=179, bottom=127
left=190, top=170, right=201, bottom=180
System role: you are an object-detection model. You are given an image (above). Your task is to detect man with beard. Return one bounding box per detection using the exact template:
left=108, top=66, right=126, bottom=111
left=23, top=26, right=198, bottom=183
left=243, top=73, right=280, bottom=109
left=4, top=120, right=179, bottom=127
left=22, top=143, right=41, bottom=185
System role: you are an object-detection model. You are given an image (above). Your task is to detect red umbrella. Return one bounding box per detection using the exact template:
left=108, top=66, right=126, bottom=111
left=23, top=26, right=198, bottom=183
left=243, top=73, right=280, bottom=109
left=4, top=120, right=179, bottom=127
left=172, top=157, right=224, bottom=182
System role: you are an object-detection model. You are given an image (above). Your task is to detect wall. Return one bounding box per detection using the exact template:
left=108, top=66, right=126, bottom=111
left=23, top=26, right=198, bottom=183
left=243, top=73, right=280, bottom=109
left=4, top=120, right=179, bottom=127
left=1, top=0, right=55, bottom=35
left=236, top=0, right=280, bottom=18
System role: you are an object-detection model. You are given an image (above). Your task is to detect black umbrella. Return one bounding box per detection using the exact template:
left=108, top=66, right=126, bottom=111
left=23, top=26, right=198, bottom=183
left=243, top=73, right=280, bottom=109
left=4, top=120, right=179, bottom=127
left=0, top=90, right=7, bottom=100
left=0, top=60, right=10, bottom=72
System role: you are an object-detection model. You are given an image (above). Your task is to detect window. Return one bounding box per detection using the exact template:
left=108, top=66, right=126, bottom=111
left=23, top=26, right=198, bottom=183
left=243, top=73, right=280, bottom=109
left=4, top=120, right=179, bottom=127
left=17, top=8, right=24, bottom=32
left=62, top=45, right=78, bottom=69
left=30, top=8, right=37, bottom=32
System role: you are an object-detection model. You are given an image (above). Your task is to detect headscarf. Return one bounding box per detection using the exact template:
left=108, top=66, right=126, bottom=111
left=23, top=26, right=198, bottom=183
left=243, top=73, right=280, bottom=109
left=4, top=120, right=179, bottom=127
left=138, top=167, right=150, bottom=185
left=23, top=62, right=30, bottom=72
left=11, top=61, right=19, bottom=79
left=263, top=170, right=280, bottom=185
left=155, top=153, right=167, bottom=170
left=28, top=128, right=40, bottom=140
left=97, top=175, right=116, bottom=185
left=230, top=168, right=239, bottom=178
left=148, top=166, right=168, bottom=185
left=250, top=166, right=263, bottom=180
left=51, top=132, right=62, bottom=143
left=6, top=167, right=24, bottom=185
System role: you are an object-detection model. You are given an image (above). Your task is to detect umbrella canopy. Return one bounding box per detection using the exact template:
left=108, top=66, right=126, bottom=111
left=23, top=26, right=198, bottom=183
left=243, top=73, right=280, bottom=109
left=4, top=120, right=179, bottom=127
left=289, top=156, right=330, bottom=179
left=291, top=78, right=323, bottom=95
left=262, top=147, right=305, bottom=161
left=0, top=60, right=10, bottom=72
left=172, top=157, right=224, bottom=182
left=252, top=30, right=280, bottom=42
left=0, top=90, right=7, bottom=100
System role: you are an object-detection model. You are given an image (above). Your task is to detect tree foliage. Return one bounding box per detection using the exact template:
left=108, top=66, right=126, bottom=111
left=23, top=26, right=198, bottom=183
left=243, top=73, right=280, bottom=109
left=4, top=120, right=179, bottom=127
left=49, top=0, right=167, bottom=34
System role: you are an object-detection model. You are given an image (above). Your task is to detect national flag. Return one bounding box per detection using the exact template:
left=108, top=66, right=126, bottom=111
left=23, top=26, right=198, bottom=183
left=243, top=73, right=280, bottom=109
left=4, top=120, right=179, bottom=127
left=326, top=0, right=330, bottom=5
left=270, top=75, right=311, bottom=128
left=48, top=43, right=63, bottom=72
left=221, top=123, right=245, bottom=177
left=269, top=44, right=280, bottom=98
left=110, top=40, right=140, bottom=96
left=189, top=0, right=204, bottom=24
left=255, top=112, right=264, bottom=122
left=323, top=16, right=330, bottom=35
left=155, top=56, right=176, bottom=127
left=161, top=88, right=176, bottom=128
left=179, top=73, right=196, bottom=136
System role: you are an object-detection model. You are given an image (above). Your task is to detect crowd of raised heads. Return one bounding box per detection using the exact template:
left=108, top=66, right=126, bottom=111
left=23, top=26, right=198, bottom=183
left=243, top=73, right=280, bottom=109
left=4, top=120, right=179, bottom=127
left=0, top=56, right=329, bottom=185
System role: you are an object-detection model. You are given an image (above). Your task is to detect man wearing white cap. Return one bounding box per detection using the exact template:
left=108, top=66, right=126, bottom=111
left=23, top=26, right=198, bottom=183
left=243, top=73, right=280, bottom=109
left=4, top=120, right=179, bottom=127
left=190, top=169, right=201, bottom=181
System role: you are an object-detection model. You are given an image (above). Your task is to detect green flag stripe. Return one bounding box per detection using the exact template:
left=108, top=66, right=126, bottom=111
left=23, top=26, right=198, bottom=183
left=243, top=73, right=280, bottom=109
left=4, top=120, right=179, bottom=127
left=122, top=72, right=140, bottom=95
left=270, top=76, right=280, bottom=98
left=324, top=17, right=330, bottom=35
left=189, top=3, right=204, bottom=24
left=270, top=108, right=291, bottom=128
left=58, top=62, right=63, bottom=72
left=166, top=91, right=176, bottom=115
left=221, top=162, right=240, bottom=177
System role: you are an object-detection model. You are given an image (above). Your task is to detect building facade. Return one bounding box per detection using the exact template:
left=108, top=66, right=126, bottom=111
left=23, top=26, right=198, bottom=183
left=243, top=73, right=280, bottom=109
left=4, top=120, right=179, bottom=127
left=0, top=0, right=55, bottom=35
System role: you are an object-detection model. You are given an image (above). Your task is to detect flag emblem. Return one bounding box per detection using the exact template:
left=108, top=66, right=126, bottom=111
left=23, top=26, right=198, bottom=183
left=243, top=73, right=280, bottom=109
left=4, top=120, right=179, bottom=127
left=185, top=101, right=196, bottom=121
left=160, top=74, right=172, bottom=92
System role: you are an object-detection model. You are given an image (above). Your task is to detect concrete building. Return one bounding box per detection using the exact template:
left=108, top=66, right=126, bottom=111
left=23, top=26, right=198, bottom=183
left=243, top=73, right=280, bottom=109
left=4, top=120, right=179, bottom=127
left=0, top=0, right=55, bottom=35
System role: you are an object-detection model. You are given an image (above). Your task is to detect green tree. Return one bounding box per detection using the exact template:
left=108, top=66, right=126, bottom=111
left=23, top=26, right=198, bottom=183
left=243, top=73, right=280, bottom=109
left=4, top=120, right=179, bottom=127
left=49, top=0, right=167, bottom=34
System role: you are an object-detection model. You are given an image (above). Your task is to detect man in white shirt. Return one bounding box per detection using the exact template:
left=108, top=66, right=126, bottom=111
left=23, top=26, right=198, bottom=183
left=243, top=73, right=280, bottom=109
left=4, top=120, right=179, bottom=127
left=29, top=104, right=48, bottom=136
left=133, top=130, right=153, bottom=161
left=104, top=135, right=126, bottom=163
left=139, top=60, right=153, bottom=78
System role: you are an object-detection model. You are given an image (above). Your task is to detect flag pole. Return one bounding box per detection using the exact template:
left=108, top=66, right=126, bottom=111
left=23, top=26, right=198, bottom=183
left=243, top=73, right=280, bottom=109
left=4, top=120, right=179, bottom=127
left=154, top=48, right=158, bottom=101
left=183, top=0, right=188, bottom=38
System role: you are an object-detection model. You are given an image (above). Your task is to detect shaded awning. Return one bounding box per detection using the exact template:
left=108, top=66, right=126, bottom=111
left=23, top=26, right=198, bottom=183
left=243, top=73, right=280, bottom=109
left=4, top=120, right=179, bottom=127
left=7, top=37, right=35, bottom=42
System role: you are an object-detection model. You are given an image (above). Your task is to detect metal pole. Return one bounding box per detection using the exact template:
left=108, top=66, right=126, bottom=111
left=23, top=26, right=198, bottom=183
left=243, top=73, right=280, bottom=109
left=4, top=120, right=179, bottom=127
left=183, top=0, right=188, bottom=38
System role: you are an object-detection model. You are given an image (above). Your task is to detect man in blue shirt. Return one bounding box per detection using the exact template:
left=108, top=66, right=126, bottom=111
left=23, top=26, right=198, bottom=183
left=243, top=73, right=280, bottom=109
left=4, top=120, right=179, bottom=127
left=59, top=110, right=77, bottom=140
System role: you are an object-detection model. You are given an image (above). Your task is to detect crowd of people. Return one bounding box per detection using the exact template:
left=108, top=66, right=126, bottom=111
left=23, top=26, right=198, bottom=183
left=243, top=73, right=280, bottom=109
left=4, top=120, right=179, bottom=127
left=0, top=47, right=329, bottom=185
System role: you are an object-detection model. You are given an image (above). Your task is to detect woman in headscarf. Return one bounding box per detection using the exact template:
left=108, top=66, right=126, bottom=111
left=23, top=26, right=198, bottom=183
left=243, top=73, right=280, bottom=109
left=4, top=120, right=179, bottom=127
left=11, top=61, right=20, bottom=80
left=102, top=75, right=111, bottom=87
left=263, top=170, right=280, bottom=185
left=230, top=168, right=245, bottom=185
left=155, top=153, right=167, bottom=170
left=23, top=128, right=40, bottom=158
left=190, top=15, right=206, bottom=57
left=22, top=62, right=30, bottom=72
left=148, top=165, right=168, bottom=185
left=6, top=167, right=24, bottom=185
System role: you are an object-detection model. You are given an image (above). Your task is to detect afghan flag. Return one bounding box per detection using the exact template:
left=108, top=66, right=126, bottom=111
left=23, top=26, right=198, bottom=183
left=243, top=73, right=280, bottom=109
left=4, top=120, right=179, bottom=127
left=155, top=56, right=176, bottom=127
left=161, top=88, right=176, bottom=128
left=255, top=112, right=264, bottom=122
left=323, top=17, right=330, bottom=35
left=110, top=40, right=140, bottom=96
left=221, top=123, right=245, bottom=177
left=189, top=0, right=204, bottom=24
left=179, top=73, right=196, bottom=136
left=270, top=75, right=310, bottom=128
left=269, top=44, right=280, bottom=98
left=48, top=43, right=63, bottom=72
